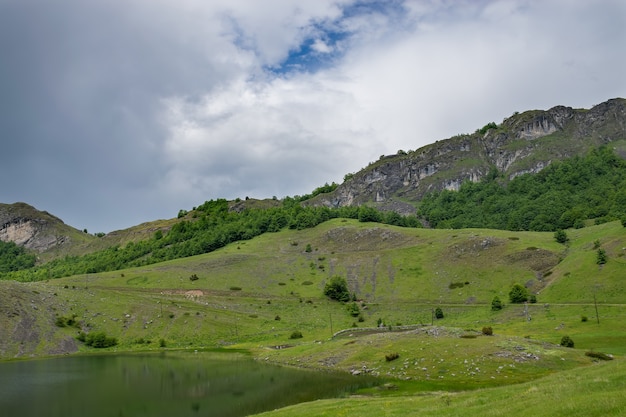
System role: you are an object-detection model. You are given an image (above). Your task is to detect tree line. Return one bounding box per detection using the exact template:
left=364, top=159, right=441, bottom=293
left=1, top=199, right=420, bottom=282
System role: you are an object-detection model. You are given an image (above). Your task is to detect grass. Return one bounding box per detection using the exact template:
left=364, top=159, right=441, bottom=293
left=252, top=358, right=626, bottom=416
left=1, top=219, right=625, bottom=415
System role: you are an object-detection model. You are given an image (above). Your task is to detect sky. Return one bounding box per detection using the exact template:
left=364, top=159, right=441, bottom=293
left=1, top=0, right=625, bottom=233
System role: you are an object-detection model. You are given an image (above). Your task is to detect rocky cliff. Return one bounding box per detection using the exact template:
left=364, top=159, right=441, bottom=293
left=0, top=202, right=91, bottom=253
left=311, top=98, right=626, bottom=213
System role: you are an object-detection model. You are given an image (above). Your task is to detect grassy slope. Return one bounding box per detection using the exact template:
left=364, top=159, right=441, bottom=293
left=1, top=219, right=625, bottom=415
left=253, top=358, right=626, bottom=417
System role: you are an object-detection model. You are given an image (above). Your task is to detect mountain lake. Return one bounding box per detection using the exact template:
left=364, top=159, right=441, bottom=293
left=0, top=350, right=379, bottom=417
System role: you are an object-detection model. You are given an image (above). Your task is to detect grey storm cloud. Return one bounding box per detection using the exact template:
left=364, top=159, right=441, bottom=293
left=1, top=0, right=625, bottom=233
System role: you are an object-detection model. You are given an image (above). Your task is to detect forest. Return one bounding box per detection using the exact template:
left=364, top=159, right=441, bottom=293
left=418, top=146, right=626, bottom=230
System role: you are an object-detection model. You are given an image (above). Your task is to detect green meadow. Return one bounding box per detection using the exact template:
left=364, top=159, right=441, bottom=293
left=1, top=219, right=625, bottom=415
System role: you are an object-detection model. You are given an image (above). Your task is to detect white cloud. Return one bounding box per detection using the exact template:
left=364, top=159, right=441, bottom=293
left=2, top=0, right=625, bottom=232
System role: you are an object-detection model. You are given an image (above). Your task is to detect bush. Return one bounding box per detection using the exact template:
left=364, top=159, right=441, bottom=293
left=529, top=294, right=537, bottom=304
left=55, top=315, right=79, bottom=328
left=289, top=330, right=303, bottom=339
left=554, top=229, right=569, bottom=244
left=189, top=273, right=199, bottom=281
left=80, top=332, right=118, bottom=348
left=385, top=352, right=400, bottom=362
left=585, top=351, right=613, bottom=361
left=491, top=296, right=503, bottom=311
left=509, top=283, right=529, bottom=303
left=482, top=326, right=493, bottom=336
left=324, top=276, right=350, bottom=302
left=581, top=315, right=588, bottom=322
left=229, top=286, right=242, bottom=291
left=159, top=338, right=167, bottom=347
left=347, top=302, right=360, bottom=317
left=434, top=307, right=444, bottom=319
left=597, top=248, right=608, bottom=265
left=560, top=335, right=575, bottom=348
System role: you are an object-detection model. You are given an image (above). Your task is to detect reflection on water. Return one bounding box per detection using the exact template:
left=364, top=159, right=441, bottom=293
left=0, top=351, right=377, bottom=417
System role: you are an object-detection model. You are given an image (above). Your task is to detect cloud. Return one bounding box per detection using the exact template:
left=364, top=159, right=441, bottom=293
left=0, top=0, right=624, bottom=233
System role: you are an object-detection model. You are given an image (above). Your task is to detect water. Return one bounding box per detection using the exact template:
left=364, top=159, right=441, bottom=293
left=0, top=351, right=376, bottom=417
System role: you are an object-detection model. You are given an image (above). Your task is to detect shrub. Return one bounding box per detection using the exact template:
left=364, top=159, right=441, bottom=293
left=385, top=352, right=400, bottom=362
left=529, top=294, right=537, bottom=304
left=560, top=335, right=575, bottom=348
left=482, top=326, right=493, bottom=336
left=597, top=248, right=608, bottom=265
left=55, top=315, right=79, bottom=328
left=478, top=122, right=498, bottom=134
left=81, top=332, right=118, bottom=348
left=585, top=351, right=613, bottom=361
left=581, top=315, right=588, bottom=322
left=347, top=302, right=360, bottom=317
left=491, top=296, right=503, bottom=311
left=189, top=273, right=199, bottom=281
left=305, top=244, right=312, bottom=253
left=229, top=286, right=242, bottom=291
left=289, top=331, right=303, bottom=339
left=323, top=276, right=350, bottom=302
left=434, top=307, right=444, bottom=319
left=509, top=283, right=529, bottom=303
left=554, top=229, right=569, bottom=244
left=274, top=315, right=281, bottom=321
left=159, top=338, right=167, bottom=347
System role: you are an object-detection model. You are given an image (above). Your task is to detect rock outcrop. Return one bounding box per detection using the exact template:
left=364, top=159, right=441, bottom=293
left=311, top=98, right=626, bottom=212
left=0, top=202, right=78, bottom=252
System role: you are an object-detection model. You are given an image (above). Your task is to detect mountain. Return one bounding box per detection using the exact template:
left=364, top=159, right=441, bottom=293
left=2, top=98, right=625, bottom=257
left=309, top=98, right=626, bottom=214
left=0, top=202, right=93, bottom=254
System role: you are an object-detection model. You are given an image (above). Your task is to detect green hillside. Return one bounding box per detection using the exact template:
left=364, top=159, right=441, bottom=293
left=2, top=216, right=625, bottom=415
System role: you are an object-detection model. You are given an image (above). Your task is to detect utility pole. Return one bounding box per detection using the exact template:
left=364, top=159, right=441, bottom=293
left=593, top=291, right=600, bottom=325
left=329, top=313, right=333, bottom=337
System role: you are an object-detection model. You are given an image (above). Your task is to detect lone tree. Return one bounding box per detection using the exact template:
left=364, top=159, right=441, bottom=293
left=434, top=307, right=444, bottom=319
left=491, top=296, right=503, bottom=311
left=560, top=335, right=575, bottom=348
left=509, top=283, right=529, bottom=304
left=324, top=276, right=350, bottom=302
left=554, top=229, right=569, bottom=244
left=597, top=248, right=608, bottom=265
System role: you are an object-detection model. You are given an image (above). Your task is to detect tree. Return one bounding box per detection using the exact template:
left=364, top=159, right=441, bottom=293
left=434, top=307, right=444, bottom=319
left=597, top=248, right=608, bottom=265
left=324, top=276, right=350, bottom=302
left=554, top=229, right=569, bottom=244
left=509, top=283, right=529, bottom=303
left=491, top=296, right=503, bottom=311
left=560, top=335, right=575, bottom=348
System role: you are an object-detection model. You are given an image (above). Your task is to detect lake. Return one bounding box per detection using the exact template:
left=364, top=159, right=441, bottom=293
left=0, top=350, right=377, bottom=417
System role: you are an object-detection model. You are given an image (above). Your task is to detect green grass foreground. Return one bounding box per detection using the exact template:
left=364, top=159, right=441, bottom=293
left=253, top=358, right=626, bottom=416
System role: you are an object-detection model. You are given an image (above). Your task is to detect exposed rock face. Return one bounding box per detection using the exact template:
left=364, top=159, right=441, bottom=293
left=312, top=98, right=626, bottom=211
left=0, top=202, right=69, bottom=252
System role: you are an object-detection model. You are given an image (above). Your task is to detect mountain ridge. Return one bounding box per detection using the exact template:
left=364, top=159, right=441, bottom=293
left=309, top=97, right=626, bottom=212
left=1, top=97, right=625, bottom=256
